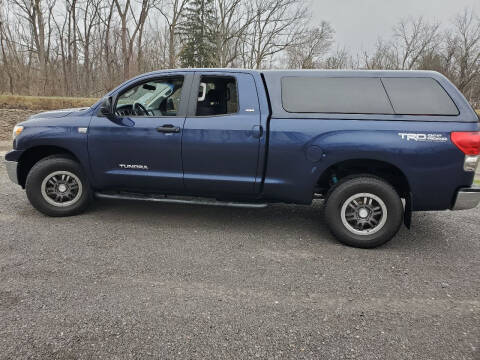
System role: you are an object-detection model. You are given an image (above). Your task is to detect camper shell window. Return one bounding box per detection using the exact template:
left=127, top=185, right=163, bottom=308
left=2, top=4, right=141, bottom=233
left=381, top=77, right=459, bottom=115
left=281, top=76, right=459, bottom=116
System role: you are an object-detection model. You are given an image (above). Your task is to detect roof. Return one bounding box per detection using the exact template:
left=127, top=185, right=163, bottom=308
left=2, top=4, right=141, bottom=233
left=260, top=69, right=447, bottom=81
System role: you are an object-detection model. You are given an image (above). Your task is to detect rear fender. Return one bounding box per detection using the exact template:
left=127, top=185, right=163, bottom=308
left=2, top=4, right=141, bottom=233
left=263, top=120, right=474, bottom=210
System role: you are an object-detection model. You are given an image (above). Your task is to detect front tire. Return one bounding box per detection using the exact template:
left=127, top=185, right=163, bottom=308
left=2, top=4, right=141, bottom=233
left=25, top=155, right=92, bottom=217
left=324, top=176, right=404, bottom=248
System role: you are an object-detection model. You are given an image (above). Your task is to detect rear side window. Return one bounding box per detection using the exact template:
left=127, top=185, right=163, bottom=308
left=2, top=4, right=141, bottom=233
left=281, top=77, right=394, bottom=114
left=381, top=78, right=459, bottom=115
left=196, top=76, right=238, bottom=116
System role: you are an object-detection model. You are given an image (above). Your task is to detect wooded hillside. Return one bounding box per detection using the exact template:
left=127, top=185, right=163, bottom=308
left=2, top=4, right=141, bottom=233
left=0, top=0, right=479, bottom=107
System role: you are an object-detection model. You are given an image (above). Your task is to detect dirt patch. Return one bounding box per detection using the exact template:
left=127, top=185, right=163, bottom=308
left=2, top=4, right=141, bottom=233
left=0, top=109, right=42, bottom=140
left=0, top=290, right=19, bottom=309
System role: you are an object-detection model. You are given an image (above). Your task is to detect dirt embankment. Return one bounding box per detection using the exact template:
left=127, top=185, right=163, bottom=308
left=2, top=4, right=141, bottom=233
left=0, top=109, right=42, bottom=141
left=0, top=95, right=96, bottom=111
left=0, top=94, right=97, bottom=141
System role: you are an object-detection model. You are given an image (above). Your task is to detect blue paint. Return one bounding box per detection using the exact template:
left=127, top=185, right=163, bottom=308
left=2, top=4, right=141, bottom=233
left=5, top=68, right=479, bottom=212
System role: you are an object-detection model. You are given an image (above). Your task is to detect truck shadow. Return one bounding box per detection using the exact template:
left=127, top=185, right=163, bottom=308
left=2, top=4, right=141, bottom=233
left=88, top=198, right=335, bottom=242
left=85, top=198, right=454, bottom=250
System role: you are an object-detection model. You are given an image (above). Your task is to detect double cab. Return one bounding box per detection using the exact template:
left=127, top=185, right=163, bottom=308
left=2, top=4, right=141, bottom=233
left=5, top=69, right=480, bottom=248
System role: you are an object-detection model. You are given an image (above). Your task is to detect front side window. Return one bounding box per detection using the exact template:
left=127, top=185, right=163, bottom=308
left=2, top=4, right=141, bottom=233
left=116, top=76, right=184, bottom=117
left=196, top=76, right=238, bottom=116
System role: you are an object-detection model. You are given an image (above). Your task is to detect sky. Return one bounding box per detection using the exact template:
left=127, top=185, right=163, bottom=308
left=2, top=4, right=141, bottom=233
left=310, top=0, right=480, bottom=55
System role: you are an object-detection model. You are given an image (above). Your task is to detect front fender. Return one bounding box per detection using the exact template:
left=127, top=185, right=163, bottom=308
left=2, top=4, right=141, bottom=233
left=12, top=115, right=92, bottom=186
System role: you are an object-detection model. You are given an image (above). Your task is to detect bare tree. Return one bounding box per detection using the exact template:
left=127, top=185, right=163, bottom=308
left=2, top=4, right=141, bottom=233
left=286, top=21, right=334, bottom=69
left=243, top=0, right=307, bottom=69
left=0, top=1, right=21, bottom=93
left=444, top=9, right=480, bottom=95
left=155, top=0, right=188, bottom=68
left=99, top=0, right=117, bottom=91
left=363, top=39, right=399, bottom=69
left=393, top=16, right=440, bottom=70
left=0, top=0, right=478, bottom=109
left=213, top=0, right=253, bottom=67
left=77, top=0, right=103, bottom=94
left=324, top=47, right=350, bottom=69
left=113, top=0, right=152, bottom=80
left=12, top=0, right=56, bottom=92
left=362, top=17, right=440, bottom=71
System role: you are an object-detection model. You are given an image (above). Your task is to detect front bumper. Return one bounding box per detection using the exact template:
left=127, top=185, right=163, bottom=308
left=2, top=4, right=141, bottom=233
left=452, top=187, right=480, bottom=210
left=4, top=160, right=18, bottom=184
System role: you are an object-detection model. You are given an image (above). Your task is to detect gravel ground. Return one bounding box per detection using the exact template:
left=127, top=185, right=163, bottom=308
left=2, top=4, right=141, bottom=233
left=0, top=162, right=479, bottom=359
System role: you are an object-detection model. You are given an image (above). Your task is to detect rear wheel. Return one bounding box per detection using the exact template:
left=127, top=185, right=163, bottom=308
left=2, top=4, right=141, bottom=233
left=324, top=176, right=403, bottom=248
left=26, top=155, right=92, bottom=216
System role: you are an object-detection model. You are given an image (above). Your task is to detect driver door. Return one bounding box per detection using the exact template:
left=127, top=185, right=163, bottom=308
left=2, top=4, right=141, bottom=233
left=88, top=73, right=193, bottom=193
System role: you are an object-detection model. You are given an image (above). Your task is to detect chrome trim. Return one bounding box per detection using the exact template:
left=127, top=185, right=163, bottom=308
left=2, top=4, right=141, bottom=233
left=4, top=160, right=18, bottom=184
left=452, top=188, right=480, bottom=210
left=40, top=170, right=83, bottom=207
left=340, top=192, right=388, bottom=236
left=463, top=155, right=479, bottom=172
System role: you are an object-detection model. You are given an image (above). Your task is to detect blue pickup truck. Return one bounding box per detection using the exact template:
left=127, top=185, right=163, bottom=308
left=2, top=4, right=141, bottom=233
left=4, top=69, right=480, bottom=247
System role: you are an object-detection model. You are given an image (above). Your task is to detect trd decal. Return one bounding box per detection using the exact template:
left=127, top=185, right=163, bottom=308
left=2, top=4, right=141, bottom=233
left=398, top=133, right=448, bottom=142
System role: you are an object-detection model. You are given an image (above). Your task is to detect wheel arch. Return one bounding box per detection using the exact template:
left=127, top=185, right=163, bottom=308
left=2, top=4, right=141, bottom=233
left=316, top=158, right=411, bottom=199
left=17, top=145, right=82, bottom=188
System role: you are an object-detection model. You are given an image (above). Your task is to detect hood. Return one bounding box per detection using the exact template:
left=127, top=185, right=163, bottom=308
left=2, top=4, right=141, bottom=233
left=29, top=107, right=89, bottom=119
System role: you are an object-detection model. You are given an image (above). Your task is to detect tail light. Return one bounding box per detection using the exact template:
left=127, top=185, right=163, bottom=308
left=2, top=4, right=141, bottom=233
left=451, top=132, right=480, bottom=155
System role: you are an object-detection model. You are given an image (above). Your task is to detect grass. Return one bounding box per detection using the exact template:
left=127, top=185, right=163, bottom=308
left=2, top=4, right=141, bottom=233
left=476, top=109, right=480, bottom=117
left=0, top=94, right=98, bottom=111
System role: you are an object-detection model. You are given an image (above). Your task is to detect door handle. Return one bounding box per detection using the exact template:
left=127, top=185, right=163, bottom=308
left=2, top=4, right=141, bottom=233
left=157, top=124, right=180, bottom=133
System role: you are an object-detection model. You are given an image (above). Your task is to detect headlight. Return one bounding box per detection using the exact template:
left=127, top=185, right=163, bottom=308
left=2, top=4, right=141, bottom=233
left=12, top=125, right=24, bottom=139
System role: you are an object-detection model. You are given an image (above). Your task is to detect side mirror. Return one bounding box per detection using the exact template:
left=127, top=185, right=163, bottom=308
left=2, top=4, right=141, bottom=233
left=99, top=96, right=116, bottom=121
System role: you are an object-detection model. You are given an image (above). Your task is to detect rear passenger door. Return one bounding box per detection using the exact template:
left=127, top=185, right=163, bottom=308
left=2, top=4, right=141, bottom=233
left=182, top=72, right=262, bottom=196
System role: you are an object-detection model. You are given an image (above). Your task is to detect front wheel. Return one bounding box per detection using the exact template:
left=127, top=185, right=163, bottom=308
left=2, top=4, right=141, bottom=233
left=25, top=155, right=92, bottom=217
left=324, top=176, right=404, bottom=248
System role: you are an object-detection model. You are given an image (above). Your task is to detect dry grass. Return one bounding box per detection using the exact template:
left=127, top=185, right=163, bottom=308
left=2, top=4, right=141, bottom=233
left=0, top=94, right=97, bottom=111
left=476, top=109, right=480, bottom=116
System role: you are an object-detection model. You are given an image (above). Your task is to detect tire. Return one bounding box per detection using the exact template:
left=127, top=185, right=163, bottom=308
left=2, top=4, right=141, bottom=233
left=25, top=155, right=92, bottom=217
left=324, top=176, right=403, bottom=248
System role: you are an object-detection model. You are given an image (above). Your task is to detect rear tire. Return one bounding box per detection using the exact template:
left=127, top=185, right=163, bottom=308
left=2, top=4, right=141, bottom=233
left=25, top=155, right=92, bottom=217
left=324, top=176, right=404, bottom=248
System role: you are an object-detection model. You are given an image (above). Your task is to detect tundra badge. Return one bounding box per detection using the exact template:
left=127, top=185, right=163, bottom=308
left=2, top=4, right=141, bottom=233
left=119, top=164, right=149, bottom=170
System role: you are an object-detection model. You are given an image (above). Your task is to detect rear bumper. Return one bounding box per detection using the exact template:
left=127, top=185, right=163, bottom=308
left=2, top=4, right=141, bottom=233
left=4, top=160, right=18, bottom=185
left=452, top=187, right=480, bottom=210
